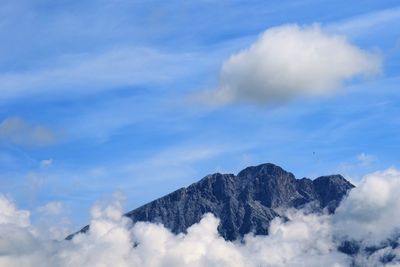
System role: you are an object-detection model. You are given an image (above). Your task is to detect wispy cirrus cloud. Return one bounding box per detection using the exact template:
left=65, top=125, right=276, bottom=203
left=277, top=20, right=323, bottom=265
left=0, top=47, right=196, bottom=101
left=0, top=117, right=56, bottom=147
left=37, top=201, right=63, bottom=215
left=327, top=6, right=400, bottom=36
left=357, top=153, right=376, bottom=167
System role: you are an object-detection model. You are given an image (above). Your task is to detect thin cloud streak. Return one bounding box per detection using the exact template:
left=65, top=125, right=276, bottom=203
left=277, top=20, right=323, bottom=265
left=0, top=47, right=196, bottom=101
left=327, top=6, right=400, bottom=35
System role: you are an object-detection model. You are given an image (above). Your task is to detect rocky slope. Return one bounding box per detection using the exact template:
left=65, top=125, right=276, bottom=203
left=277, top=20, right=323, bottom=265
left=67, top=163, right=354, bottom=240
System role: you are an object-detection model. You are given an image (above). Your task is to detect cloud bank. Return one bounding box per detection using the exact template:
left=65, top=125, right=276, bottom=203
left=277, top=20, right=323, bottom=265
left=334, top=168, right=400, bottom=244
left=1, top=168, right=400, bottom=266
left=202, top=24, right=382, bottom=105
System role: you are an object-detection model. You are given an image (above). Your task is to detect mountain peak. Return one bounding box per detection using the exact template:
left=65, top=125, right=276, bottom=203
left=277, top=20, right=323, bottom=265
left=313, top=174, right=355, bottom=212
left=237, top=163, right=294, bottom=178
left=68, top=163, right=354, bottom=241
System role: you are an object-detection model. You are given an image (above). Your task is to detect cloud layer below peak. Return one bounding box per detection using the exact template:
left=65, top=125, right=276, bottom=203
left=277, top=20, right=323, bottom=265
left=1, top=168, right=400, bottom=266
left=201, top=24, right=382, bottom=106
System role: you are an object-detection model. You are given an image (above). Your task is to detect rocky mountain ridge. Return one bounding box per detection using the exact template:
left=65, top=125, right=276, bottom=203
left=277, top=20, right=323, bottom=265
left=67, top=163, right=354, bottom=241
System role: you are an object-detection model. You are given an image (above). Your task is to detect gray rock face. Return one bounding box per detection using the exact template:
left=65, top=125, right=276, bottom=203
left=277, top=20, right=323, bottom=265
left=67, top=163, right=354, bottom=241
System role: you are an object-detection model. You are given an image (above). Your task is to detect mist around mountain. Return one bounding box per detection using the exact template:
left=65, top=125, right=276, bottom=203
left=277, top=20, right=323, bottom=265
left=1, top=164, right=400, bottom=267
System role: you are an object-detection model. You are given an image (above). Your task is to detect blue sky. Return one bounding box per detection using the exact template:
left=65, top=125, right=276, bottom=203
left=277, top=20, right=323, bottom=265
left=0, top=0, right=400, bottom=229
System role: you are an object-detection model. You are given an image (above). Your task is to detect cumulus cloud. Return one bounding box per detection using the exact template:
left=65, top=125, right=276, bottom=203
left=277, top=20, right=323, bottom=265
left=201, top=24, right=382, bottom=105
left=0, top=196, right=349, bottom=267
left=0, top=195, right=30, bottom=227
left=0, top=117, right=56, bottom=147
left=1, top=168, right=400, bottom=266
left=334, top=168, right=400, bottom=244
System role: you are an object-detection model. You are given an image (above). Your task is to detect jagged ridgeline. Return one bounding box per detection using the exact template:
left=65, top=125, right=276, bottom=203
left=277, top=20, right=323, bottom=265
left=67, top=163, right=354, bottom=241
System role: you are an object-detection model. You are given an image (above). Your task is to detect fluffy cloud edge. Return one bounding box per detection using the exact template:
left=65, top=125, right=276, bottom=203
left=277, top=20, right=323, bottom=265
left=1, top=168, right=400, bottom=266
left=198, top=24, right=382, bottom=106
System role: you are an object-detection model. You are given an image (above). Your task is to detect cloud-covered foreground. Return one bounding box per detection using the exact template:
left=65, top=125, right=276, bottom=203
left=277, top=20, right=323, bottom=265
left=202, top=24, right=381, bottom=106
left=1, top=169, right=400, bottom=267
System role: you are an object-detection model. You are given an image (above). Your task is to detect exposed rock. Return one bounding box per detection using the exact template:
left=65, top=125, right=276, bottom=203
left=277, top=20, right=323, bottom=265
left=67, top=163, right=354, bottom=241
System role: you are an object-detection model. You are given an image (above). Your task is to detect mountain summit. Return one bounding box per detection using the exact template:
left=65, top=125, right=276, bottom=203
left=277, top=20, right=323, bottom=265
left=68, top=163, right=354, bottom=241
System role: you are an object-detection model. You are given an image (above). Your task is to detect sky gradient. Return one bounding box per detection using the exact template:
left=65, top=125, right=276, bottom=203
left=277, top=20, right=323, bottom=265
left=1, top=0, right=399, bottom=230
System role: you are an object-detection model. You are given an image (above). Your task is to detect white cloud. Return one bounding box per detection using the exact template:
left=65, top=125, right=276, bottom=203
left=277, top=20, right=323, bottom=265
left=0, top=117, right=56, bottom=147
left=0, top=195, right=30, bottom=227
left=0, top=196, right=349, bottom=267
left=40, top=159, right=53, bottom=168
left=37, top=202, right=63, bottom=215
left=201, top=24, right=381, bottom=106
left=334, top=168, right=400, bottom=244
left=328, top=6, right=400, bottom=36
left=1, top=168, right=400, bottom=266
left=357, top=153, right=375, bottom=166
left=0, top=47, right=196, bottom=101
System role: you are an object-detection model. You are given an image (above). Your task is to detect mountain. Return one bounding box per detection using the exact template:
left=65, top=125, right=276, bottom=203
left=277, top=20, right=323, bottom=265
left=67, top=163, right=354, bottom=241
